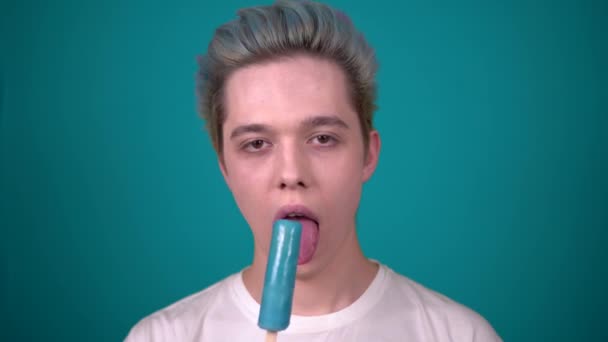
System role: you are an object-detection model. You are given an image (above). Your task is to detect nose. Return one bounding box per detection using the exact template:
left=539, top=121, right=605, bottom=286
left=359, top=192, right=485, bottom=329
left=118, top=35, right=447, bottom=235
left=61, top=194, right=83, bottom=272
left=276, top=142, right=309, bottom=190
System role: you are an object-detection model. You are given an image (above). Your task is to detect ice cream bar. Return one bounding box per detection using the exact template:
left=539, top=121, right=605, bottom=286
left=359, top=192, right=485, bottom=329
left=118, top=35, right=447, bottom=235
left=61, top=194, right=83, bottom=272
left=258, top=219, right=302, bottom=332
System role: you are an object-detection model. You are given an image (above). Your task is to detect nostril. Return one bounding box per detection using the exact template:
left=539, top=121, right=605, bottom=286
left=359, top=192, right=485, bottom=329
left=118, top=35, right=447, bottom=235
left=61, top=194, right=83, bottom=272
left=279, top=181, right=306, bottom=189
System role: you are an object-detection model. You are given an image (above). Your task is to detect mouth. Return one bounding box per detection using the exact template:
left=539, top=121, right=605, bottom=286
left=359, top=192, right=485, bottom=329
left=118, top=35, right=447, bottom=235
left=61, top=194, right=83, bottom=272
left=274, top=205, right=320, bottom=265
left=275, top=205, right=319, bottom=223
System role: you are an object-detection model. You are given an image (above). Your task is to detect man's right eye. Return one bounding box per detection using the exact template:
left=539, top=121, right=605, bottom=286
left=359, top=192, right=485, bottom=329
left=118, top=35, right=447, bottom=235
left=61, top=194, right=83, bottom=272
left=242, top=139, right=270, bottom=152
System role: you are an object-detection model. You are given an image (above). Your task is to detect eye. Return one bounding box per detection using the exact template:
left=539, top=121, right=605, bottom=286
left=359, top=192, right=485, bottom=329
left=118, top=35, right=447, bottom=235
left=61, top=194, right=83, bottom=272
left=242, top=139, right=271, bottom=152
left=310, top=134, right=337, bottom=146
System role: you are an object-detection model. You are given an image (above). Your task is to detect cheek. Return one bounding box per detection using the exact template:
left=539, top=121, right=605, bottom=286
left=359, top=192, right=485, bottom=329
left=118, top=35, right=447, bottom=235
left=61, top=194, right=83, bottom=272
left=333, top=177, right=363, bottom=215
left=229, top=175, right=274, bottom=249
left=225, top=157, right=272, bottom=222
left=318, top=152, right=364, bottom=215
left=230, top=176, right=262, bottom=213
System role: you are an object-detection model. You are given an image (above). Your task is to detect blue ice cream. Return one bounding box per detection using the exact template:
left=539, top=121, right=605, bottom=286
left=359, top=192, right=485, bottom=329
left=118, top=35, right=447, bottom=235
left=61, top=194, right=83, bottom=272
left=258, top=220, right=302, bottom=331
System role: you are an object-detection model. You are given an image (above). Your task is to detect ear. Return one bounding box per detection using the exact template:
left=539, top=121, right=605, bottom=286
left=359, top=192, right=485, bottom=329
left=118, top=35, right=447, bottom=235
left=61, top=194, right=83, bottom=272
left=362, top=130, right=381, bottom=182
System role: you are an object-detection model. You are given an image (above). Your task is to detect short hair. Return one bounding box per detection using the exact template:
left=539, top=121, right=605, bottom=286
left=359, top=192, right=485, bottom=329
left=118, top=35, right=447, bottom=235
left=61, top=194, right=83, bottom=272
left=197, top=0, right=378, bottom=155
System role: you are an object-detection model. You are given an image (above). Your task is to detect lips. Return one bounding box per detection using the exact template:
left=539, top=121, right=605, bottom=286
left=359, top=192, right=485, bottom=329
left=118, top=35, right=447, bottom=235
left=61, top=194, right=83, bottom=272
left=274, top=205, right=319, bottom=223
left=274, top=205, right=320, bottom=265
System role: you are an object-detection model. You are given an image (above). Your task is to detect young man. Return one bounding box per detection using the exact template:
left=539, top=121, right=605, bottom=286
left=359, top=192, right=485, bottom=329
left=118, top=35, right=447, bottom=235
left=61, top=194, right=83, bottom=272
left=126, top=1, right=502, bottom=340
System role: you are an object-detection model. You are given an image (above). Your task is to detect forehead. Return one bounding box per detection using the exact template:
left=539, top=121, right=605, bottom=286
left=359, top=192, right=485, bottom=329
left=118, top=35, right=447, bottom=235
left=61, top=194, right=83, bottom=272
left=222, top=54, right=356, bottom=128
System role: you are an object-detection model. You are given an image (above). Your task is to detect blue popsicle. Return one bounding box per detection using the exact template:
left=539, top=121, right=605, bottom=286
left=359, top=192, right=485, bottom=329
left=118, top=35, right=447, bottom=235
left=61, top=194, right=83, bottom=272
left=258, top=220, right=302, bottom=332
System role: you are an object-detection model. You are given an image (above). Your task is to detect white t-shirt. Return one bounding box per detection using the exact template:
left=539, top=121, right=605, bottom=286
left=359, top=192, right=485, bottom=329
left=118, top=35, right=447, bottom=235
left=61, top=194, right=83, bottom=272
left=125, top=264, right=502, bottom=341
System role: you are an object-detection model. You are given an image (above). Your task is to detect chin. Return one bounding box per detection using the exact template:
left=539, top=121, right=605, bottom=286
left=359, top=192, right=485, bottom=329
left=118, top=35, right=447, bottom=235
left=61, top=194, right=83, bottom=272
left=294, top=256, right=326, bottom=281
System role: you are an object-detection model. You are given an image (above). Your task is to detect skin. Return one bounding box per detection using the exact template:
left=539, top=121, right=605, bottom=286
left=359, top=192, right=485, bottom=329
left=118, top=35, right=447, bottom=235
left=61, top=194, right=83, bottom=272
left=219, top=54, right=381, bottom=315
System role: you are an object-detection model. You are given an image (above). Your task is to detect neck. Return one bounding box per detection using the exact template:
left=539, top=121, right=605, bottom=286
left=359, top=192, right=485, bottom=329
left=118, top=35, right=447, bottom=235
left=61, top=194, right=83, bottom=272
left=242, top=227, right=378, bottom=316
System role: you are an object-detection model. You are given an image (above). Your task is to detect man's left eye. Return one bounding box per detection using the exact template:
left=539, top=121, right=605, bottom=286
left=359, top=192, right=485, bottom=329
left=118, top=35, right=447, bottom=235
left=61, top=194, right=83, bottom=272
left=312, top=135, right=336, bottom=145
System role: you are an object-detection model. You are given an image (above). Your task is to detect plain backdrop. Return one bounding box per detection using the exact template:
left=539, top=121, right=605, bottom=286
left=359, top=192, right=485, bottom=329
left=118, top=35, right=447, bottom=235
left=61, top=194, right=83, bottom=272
left=1, top=0, right=606, bottom=340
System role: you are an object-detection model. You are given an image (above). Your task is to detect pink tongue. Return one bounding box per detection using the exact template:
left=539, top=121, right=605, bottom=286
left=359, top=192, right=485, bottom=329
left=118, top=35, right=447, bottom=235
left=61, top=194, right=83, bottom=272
left=291, top=218, right=319, bottom=265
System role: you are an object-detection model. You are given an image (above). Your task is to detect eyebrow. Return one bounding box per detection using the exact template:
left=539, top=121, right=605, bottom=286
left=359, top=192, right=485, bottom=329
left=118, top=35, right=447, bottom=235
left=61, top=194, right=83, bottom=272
left=229, top=123, right=273, bottom=139
left=301, top=115, right=349, bottom=130
left=229, top=115, right=349, bottom=140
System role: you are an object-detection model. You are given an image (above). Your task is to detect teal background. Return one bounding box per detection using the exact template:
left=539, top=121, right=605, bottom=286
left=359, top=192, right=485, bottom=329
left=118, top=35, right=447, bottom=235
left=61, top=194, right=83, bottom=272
left=1, top=0, right=606, bottom=340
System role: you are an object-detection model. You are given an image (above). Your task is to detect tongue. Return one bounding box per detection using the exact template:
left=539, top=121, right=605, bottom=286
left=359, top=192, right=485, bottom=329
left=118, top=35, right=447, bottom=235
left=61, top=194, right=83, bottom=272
left=289, top=218, right=319, bottom=265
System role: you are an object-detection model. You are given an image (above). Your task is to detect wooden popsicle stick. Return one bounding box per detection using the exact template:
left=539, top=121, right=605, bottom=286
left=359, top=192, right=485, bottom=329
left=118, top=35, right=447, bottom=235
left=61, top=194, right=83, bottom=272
left=265, top=331, right=277, bottom=342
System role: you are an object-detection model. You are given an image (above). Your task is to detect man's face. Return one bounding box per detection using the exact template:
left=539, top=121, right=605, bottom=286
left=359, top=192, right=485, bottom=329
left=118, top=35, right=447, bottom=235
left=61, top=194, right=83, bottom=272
left=220, top=54, right=379, bottom=276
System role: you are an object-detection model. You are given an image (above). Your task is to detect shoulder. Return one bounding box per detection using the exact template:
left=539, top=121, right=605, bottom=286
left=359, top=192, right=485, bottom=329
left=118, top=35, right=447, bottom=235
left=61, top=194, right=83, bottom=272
left=124, top=274, right=236, bottom=342
left=383, top=266, right=502, bottom=342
